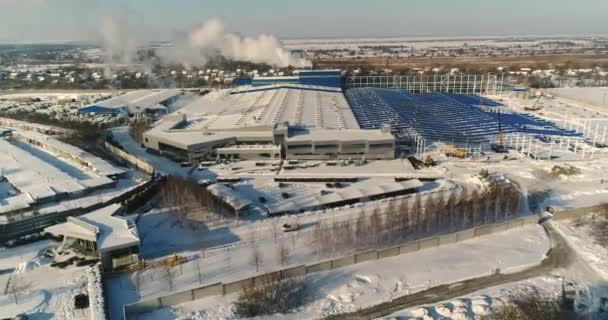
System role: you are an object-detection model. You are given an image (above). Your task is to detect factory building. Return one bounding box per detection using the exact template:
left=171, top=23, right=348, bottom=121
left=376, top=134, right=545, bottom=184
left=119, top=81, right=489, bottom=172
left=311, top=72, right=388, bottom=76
left=142, top=83, right=395, bottom=162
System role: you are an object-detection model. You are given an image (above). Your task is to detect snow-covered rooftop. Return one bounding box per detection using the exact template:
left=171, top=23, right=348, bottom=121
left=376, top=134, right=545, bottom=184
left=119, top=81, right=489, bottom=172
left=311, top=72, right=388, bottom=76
left=207, top=183, right=256, bottom=213
left=173, top=85, right=359, bottom=131
left=80, top=89, right=179, bottom=114
left=15, top=130, right=124, bottom=177
left=286, top=128, right=394, bottom=143
left=45, top=204, right=140, bottom=252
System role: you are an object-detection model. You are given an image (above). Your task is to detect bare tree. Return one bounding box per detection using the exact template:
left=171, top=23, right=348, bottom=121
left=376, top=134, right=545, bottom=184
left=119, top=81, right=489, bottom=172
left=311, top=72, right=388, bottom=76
left=471, top=189, right=482, bottom=227
left=7, top=275, right=31, bottom=304
left=278, top=242, right=290, bottom=267
left=252, top=245, right=263, bottom=273
left=196, top=259, right=203, bottom=283
left=272, top=219, right=279, bottom=244
left=132, top=270, right=143, bottom=297
left=370, top=208, right=382, bottom=247
left=161, top=265, right=175, bottom=291
left=494, top=186, right=505, bottom=222
left=425, top=195, right=438, bottom=234
left=356, top=210, right=368, bottom=249
left=235, top=276, right=306, bottom=317
left=397, top=199, right=410, bottom=240
left=411, top=194, right=422, bottom=237
left=312, top=224, right=323, bottom=257
left=446, top=191, right=458, bottom=233
left=435, top=194, right=446, bottom=233
left=460, top=187, right=472, bottom=229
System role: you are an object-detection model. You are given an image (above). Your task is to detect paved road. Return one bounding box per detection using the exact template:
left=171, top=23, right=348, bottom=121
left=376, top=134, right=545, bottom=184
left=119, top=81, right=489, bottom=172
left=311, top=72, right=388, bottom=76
left=325, top=221, right=576, bottom=320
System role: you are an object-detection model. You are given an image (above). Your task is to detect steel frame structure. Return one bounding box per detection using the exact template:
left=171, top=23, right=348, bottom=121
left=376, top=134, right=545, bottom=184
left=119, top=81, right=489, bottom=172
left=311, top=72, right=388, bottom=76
left=345, top=74, right=504, bottom=95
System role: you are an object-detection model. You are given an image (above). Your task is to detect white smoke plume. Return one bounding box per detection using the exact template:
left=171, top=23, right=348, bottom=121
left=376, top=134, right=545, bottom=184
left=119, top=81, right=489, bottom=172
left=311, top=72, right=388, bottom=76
left=100, top=16, right=142, bottom=78
left=100, top=17, right=310, bottom=77
left=171, top=18, right=310, bottom=68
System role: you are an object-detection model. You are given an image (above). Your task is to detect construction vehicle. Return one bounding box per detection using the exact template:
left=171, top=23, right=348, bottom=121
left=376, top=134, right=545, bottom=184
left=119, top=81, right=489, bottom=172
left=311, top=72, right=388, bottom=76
left=524, top=93, right=544, bottom=111
left=445, top=147, right=466, bottom=158
left=115, top=254, right=187, bottom=273
left=491, top=110, right=508, bottom=153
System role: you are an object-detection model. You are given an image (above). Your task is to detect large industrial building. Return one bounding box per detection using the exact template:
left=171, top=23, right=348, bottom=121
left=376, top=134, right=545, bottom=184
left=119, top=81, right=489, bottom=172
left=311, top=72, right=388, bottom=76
left=142, top=83, right=395, bottom=161
left=79, top=89, right=180, bottom=116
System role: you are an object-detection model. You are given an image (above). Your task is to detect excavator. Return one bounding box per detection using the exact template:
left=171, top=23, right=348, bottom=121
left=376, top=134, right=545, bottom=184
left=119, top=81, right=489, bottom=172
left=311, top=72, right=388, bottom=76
left=445, top=146, right=466, bottom=158
left=524, top=93, right=545, bottom=111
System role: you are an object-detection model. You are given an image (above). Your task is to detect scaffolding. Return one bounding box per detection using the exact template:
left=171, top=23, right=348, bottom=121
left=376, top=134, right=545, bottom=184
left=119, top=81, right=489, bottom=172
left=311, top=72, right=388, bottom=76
left=346, top=73, right=505, bottom=95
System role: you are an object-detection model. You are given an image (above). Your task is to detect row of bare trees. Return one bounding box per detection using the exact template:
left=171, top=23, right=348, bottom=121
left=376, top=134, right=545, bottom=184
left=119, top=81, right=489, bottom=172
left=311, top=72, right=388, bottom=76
left=128, top=118, right=151, bottom=144
left=159, top=175, right=232, bottom=226
left=312, top=186, right=523, bottom=258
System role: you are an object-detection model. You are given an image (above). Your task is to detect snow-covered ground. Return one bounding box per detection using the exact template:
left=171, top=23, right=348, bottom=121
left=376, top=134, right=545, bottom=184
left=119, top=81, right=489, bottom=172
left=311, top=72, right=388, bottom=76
left=549, top=87, right=608, bottom=108
left=0, top=240, right=94, bottom=320
left=556, top=214, right=608, bottom=280
left=383, top=276, right=563, bottom=320
left=133, top=224, right=549, bottom=320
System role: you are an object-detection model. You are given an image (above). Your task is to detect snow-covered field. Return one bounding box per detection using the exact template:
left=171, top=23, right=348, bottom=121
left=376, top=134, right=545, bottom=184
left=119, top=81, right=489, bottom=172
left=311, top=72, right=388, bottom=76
left=282, top=35, right=594, bottom=51
left=556, top=214, right=608, bottom=280
left=133, top=224, right=549, bottom=320
left=0, top=240, right=97, bottom=320
left=549, top=87, right=608, bottom=108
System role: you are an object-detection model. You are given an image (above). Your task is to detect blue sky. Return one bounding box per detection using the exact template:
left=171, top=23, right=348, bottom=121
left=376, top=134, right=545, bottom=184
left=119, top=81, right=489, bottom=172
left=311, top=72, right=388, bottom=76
left=1, top=0, right=607, bottom=42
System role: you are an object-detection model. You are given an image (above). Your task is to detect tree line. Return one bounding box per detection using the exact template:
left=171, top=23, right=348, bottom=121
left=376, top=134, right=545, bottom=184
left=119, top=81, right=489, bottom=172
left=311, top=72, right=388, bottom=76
left=160, top=175, right=234, bottom=226
left=311, top=185, right=523, bottom=258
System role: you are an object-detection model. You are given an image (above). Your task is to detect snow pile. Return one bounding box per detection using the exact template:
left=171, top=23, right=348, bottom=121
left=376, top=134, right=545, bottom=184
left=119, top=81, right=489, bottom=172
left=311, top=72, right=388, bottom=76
left=384, top=277, right=563, bottom=320
left=88, top=264, right=106, bottom=320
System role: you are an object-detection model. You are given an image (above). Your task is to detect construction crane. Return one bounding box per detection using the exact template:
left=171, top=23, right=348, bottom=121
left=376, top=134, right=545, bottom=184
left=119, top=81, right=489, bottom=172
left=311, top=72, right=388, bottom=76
left=475, top=91, right=509, bottom=153
left=491, top=109, right=508, bottom=153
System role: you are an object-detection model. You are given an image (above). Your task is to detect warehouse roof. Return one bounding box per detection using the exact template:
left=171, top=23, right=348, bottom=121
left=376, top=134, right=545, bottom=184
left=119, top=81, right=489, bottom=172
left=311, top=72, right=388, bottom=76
left=80, top=89, right=179, bottom=114
left=207, top=183, right=257, bottom=213
left=15, top=130, right=125, bottom=177
left=173, top=85, right=359, bottom=131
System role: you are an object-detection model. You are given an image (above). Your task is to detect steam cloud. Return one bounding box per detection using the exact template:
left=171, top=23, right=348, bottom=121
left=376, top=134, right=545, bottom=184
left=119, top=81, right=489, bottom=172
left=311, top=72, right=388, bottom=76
left=100, top=17, right=310, bottom=78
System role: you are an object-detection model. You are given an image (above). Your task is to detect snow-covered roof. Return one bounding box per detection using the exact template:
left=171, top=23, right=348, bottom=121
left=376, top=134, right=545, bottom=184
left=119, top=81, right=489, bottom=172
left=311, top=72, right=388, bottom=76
left=44, top=204, right=140, bottom=252
left=0, top=138, right=94, bottom=203
left=207, top=183, right=256, bottom=213
left=15, top=130, right=124, bottom=177
left=286, top=128, right=394, bottom=144
left=0, top=117, right=73, bottom=135
left=170, top=85, right=359, bottom=131
left=80, top=89, right=179, bottom=114
left=261, top=179, right=423, bottom=215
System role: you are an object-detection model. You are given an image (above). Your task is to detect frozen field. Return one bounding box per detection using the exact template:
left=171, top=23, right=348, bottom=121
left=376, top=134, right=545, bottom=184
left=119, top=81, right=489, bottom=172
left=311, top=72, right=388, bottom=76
left=556, top=214, right=608, bottom=280
left=282, top=35, right=593, bottom=51
left=549, top=87, right=608, bottom=108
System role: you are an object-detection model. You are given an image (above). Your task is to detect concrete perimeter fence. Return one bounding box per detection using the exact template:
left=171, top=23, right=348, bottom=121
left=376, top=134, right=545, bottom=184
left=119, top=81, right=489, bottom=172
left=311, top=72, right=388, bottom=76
left=122, top=204, right=608, bottom=319
left=104, top=141, right=155, bottom=175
